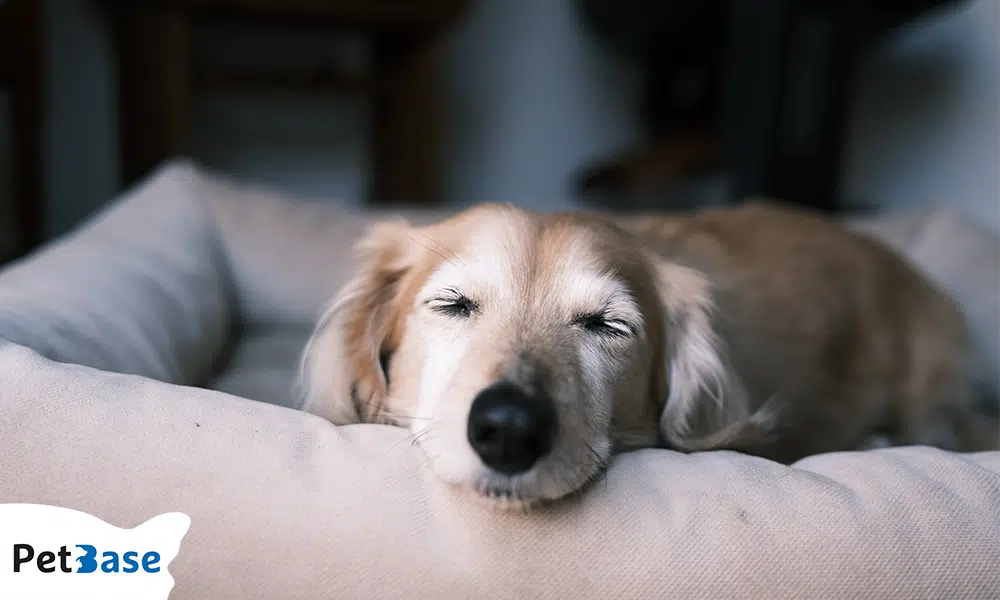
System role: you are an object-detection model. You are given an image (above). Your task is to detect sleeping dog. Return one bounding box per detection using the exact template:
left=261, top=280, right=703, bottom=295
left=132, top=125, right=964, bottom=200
left=299, top=202, right=997, bottom=509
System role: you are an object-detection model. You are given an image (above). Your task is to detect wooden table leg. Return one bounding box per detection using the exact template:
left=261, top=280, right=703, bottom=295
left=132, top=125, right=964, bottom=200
left=371, top=30, right=444, bottom=206
left=111, top=5, right=191, bottom=187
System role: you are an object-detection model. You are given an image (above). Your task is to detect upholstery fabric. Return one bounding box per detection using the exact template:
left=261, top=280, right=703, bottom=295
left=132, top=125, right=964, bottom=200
left=0, top=162, right=230, bottom=386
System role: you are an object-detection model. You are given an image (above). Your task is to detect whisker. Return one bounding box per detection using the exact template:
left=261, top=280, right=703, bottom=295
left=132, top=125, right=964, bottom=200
left=354, top=398, right=433, bottom=424
left=416, top=231, right=466, bottom=268
left=389, top=426, right=437, bottom=452
left=410, top=429, right=435, bottom=447
left=380, top=411, right=434, bottom=421
left=406, top=235, right=460, bottom=270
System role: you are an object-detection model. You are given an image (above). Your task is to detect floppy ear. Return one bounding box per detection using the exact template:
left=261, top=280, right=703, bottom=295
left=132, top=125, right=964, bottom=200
left=298, top=219, right=416, bottom=424
left=648, top=255, right=776, bottom=453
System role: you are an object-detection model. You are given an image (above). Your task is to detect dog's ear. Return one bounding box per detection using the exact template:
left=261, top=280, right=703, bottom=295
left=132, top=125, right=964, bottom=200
left=647, top=255, right=776, bottom=453
left=299, top=219, right=417, bottom=424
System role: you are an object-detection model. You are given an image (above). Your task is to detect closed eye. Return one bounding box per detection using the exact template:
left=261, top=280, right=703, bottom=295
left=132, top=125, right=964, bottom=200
left=574, top=313, right=634, bottom=338
left=427, top=290, right=478, bottom=319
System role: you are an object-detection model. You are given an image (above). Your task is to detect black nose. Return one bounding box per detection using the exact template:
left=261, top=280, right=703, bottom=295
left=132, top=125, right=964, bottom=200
left=467, top=382, right=557, bottom=475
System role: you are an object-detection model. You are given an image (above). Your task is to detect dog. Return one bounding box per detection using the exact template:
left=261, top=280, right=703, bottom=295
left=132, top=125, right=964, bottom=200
left=299, top=201, right=997, bottom=509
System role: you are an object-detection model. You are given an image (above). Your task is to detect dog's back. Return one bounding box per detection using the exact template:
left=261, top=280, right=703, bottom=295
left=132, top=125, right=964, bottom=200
left=616, top=202, right=995, bottom=462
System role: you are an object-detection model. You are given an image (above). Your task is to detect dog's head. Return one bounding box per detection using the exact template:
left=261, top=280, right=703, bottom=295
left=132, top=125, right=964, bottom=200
left=300, top=204, right=757, bottom=508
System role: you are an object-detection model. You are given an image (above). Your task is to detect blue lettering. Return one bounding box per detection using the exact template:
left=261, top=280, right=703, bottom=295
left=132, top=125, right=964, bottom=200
left=35, top=545, right=164, bottom=574
left=142, top=552, right=160, bottom=573
left=75, top=545, right=97, bottom=574
left=101, top=551, right=120, bottom=573
left=122, top=551, right=139, bottom=573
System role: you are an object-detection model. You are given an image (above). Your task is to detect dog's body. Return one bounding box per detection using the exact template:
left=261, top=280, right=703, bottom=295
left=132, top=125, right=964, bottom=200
left=301, top=201, right=997, bottom=508
left=617, top=205, right=985, bottom=460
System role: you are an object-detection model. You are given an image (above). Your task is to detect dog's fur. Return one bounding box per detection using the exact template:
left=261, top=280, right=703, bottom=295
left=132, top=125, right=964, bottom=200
left=300, top=201, right=998, bottom=508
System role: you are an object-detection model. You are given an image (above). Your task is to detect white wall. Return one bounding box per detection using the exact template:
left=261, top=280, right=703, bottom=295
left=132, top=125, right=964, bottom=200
left=0, top=0, right=996, bottom=243
left=845, top=0, right=999, bottom=230
left=439, top=0, right=640, bottom=211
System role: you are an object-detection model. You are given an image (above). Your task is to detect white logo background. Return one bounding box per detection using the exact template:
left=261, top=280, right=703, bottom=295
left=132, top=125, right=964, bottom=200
left=0, top=503, right=190, bottom=600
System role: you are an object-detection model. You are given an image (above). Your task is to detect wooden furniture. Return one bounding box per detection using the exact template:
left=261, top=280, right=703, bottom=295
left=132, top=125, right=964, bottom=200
left=0, top=0, right=45, bottom=258
left=104, top=0, right=469, bottom=205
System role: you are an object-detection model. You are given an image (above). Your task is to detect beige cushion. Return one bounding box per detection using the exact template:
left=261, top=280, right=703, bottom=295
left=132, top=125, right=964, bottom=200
left=1, top=160, right=998, bottom=599
left=209, top=325, right=311, bottom=409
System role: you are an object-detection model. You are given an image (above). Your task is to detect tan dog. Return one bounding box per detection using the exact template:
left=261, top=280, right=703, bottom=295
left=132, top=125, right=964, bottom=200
left=300, top=201, right=996, bottom=509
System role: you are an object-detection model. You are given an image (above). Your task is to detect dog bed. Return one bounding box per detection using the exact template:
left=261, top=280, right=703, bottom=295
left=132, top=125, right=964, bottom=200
left=1, top=160, right=997, bottom=599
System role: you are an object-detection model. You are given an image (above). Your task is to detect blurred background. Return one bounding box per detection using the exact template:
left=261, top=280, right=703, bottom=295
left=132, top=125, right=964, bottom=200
left=0, top=0, right=997, bottom=262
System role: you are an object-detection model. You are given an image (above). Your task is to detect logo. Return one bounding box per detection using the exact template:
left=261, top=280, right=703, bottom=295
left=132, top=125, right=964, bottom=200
left=0, top=504, right=190, bottom=600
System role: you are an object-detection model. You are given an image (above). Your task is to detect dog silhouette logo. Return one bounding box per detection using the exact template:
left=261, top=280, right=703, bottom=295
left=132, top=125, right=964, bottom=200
left=0, top=503, right=190, bottom=600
